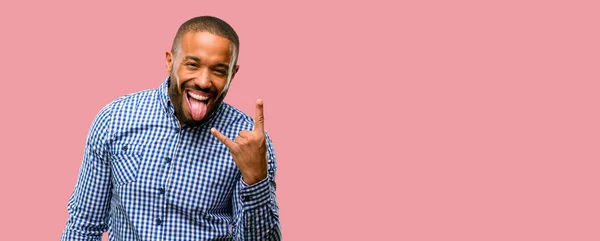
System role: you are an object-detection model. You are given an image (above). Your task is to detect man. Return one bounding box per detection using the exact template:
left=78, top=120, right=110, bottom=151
left=61, top=16, right=281, bottom=241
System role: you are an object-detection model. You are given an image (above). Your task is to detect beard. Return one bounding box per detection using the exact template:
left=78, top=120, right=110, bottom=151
left=167, top=73, right=227, bottom=127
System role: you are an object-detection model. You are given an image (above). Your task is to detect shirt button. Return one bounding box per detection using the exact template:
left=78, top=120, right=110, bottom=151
left=155, top=218, right=162, bottom=225
left=165, top=157, right=171, bottom=164
left=159, top=187, right=165, bottom=194
left=243, top=196, right=251, bottom=202
left=122, top=145, right=128, bottom=151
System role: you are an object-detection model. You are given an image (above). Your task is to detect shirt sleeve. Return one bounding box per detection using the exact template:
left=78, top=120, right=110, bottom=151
left=61, top=104, right=113, bottom=241
left=232, top=132, right=282, bottom=241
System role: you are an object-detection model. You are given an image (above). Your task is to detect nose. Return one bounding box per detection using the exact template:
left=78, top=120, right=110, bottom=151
left=195, top=68, right=212, bottom=89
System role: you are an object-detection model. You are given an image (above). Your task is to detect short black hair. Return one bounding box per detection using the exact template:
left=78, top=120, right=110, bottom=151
left=170, top=16, right=240, bottom=59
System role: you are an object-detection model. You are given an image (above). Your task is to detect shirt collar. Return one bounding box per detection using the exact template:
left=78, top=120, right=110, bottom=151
left=158, top=76, right=174, bottom=115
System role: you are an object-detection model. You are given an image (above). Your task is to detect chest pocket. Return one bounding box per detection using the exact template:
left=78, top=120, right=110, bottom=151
left=109, top=144, right=144, bottom=187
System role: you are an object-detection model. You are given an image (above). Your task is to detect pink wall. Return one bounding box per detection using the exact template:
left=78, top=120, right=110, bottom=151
left=0, top=0, right=598, bottom=240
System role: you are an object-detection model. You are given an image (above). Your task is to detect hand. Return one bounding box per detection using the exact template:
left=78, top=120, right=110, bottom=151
left=211, top=99, right=268, bottom=185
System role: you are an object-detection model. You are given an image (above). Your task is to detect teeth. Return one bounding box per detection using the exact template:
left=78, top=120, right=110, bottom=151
left=188, top=91, right=208, bottom=101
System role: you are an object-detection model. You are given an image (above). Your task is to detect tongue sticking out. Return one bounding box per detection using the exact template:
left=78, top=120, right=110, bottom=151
left=189, top=97, right=208, bottom=121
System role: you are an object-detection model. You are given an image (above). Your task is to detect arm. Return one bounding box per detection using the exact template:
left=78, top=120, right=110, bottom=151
left=231, top=133, right=281, bottom=240
left=211, top=99, right=281, bottom=240
left=61, top=105, right=113, bottom=241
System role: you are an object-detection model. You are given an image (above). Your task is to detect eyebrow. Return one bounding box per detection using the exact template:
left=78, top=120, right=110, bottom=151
left=184, top=56, right=230, bottom=68
left=184, top=56, right=201, bottom=62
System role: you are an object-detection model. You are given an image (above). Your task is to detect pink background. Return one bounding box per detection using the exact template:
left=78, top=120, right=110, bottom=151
left=1, top=0, right=599, bottom=240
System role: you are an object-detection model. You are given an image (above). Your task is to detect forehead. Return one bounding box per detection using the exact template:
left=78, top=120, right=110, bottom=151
left=179, top=31, right=232, bottom=63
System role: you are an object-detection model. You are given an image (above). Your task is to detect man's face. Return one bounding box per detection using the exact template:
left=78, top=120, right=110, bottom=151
left=166, top=31, right=238, bottom=126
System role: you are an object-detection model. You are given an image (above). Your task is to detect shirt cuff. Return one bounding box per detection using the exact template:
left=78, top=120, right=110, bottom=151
left=239, top=174, right=272, bottom=209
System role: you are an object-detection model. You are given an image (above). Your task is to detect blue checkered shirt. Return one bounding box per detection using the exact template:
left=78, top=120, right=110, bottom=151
left=61, top=78, right=281, bottom=241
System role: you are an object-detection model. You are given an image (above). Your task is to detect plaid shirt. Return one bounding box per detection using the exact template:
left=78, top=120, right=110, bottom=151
left=61, top=78, right=281, bottom=241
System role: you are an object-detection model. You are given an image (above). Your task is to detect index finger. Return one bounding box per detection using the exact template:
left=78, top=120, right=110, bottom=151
left=211, top=127, right=237, bottom=150
left=254, top=99, right=264, bottom=133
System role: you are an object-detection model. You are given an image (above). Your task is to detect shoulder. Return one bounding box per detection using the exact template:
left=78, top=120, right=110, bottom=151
left=108, top=88, right=157, bottom=112
left=90, top=88, right=158, bottom=130
left=216, top=102, right=255, bottom=128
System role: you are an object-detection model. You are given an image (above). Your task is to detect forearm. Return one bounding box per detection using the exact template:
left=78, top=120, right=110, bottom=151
left=61, top=157, right=112, bottom=241
left=233, top=175, right=281, bottom=241
left=61, top=227, right=104, bottom=241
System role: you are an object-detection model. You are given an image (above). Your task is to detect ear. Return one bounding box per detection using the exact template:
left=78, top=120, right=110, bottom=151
left=165, top=51, right=173, bottom=74
left=231, top=65, right=240, bottom=80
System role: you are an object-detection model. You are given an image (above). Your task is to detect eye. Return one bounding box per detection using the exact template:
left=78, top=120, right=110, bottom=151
left=213, top=69, right=227, bottom=76
left=186, top=63, right=199, bottom=69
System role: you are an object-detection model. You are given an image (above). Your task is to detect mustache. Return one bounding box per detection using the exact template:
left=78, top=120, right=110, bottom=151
left=181, top=82, right=216, bottom=95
